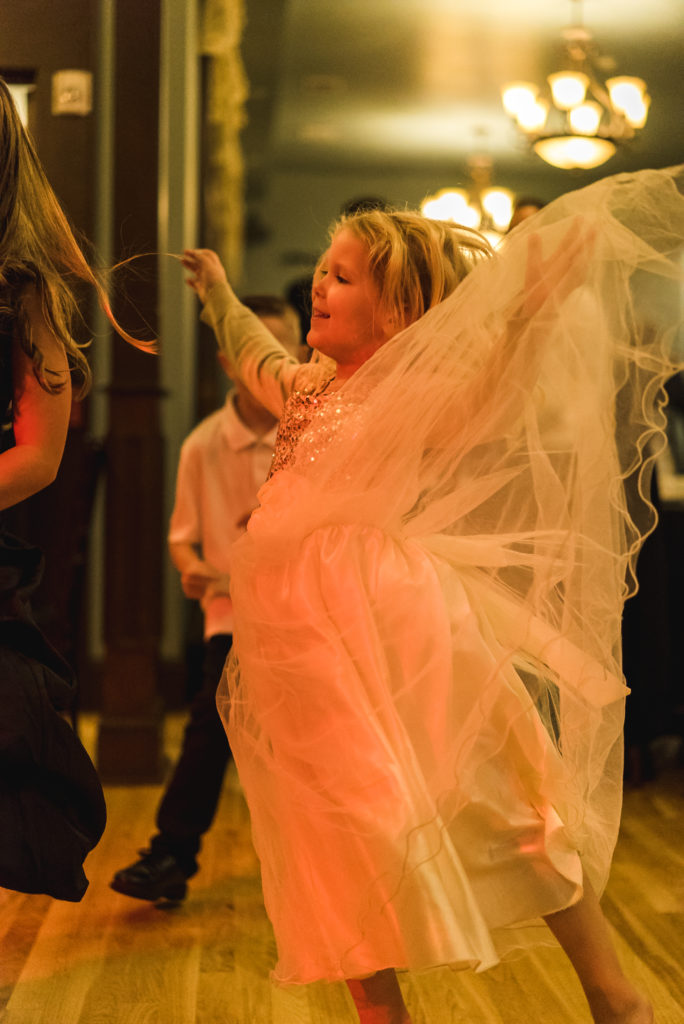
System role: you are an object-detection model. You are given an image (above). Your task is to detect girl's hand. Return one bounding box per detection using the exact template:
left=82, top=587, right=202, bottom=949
left=521, top=217, right=595, bottom=320
left=181, top=248, right=228, bottom=304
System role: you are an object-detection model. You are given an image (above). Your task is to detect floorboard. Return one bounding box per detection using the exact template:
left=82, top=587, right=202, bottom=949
left=1, top=714, right=682, bottom=1023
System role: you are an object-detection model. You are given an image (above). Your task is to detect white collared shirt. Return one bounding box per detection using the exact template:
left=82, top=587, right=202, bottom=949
left=168, top=392, right=277, bottom=637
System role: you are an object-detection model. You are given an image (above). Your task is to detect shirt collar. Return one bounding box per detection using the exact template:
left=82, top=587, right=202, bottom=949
left=222, top=391, right=278, bottom=451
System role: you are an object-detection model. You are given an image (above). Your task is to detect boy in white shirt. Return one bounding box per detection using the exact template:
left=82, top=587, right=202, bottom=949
left=110, top=296, right=303, bottom=902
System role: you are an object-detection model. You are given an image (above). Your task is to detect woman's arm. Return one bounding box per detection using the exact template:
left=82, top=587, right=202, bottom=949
left=0, top=286, right=71, bottom=512
left=182, top=248, right=306, bottom=417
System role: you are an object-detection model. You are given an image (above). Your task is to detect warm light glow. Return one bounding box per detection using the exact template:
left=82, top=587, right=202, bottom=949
left=607, top=77, right=649, bottom=127
left=462, top=204, right=481, bottom=230
left=568, top=100, right=603, bottom=135
left=421, top=189, right=477, bottom=226
left=624, top=93, right=650, bottom=129
left=481, top=188, right=514, bottom=232
left=501, top=82, right=538, bottom=118
left=422, top=181, right=514, bottom=239
left=502, top=15, right=649, bottom=171
left=547, top=71, right=589, bottom=110
left=607, top=76, right=645, bottom=111
left=482, top=228, right=505, bottom=250
left=533, top=135, right=617, bottom=169
left=516, top=98, right=549, bottom=133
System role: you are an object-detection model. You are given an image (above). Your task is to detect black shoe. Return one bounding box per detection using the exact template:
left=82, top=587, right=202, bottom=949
left=110, top=848, right=188, bottom=903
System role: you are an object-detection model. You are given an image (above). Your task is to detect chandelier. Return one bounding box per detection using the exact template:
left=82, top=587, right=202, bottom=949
left=420, top=155, right=514, bottom=246
left=501, top=0, right=650, bottom=170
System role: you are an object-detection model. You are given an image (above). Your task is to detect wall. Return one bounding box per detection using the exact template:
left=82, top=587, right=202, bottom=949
left=1, top=0, right=96, bottom=237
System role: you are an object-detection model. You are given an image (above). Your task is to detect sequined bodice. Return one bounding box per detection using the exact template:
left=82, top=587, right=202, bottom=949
left=269, top=378, right=348, bottom=477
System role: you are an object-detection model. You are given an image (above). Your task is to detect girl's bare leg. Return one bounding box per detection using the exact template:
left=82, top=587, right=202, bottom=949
left=345, top=879, right=651, bottom=1023
left=346, top=968, right=412, bottom=1024
left=543, top=879, right=653, bottom=1024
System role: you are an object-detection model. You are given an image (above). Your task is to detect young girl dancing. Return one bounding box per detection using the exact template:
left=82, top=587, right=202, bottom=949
left=183, top=165, right=683, bottom=1024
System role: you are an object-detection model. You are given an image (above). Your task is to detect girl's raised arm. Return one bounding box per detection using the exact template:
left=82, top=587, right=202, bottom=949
left=183, top=248, right=307, bottom=418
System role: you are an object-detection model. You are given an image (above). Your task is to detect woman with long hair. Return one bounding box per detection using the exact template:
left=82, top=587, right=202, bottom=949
left=0, top=77, right=151, bottom=901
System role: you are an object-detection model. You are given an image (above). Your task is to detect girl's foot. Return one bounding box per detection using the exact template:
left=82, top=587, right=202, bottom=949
left=346, top=969, right=412, bottom=1024
left=587, top=988, right=654, bottom=1024
left=351, top=1009, right=411, bottom=1024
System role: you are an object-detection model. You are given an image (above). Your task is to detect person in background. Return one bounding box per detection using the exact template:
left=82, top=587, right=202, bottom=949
left=508, top=195, right=547, bottom=230
left=0, top=77, right=151, bottom=900
left=110, top=295, right=303, bottom=903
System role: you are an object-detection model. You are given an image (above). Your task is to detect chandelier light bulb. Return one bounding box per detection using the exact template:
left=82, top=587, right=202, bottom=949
left=481, top=189, right=515, bottom=232
left=568, top=100, right=603, bottom=135
left=421, top=182, right=513, bottom=238
left=624, top=93, right=650, bottom=129
left=420, top=192, right=452, bottom=220
left=501, top=82, right=538, bottom=118
left=516, top=97, right=549, bottom=133
left=606, top=76, right=645, bottom=112
left=421, top=189, right=471, bottom=224
left=607, top=77, right=649, bottom=127
left=462, top=203, right=482, bottom=230
left=547, top=71, right=589, bottom=110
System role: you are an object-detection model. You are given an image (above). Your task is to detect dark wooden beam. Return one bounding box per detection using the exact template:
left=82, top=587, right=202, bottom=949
left=96, top=0, right=165, bottom=783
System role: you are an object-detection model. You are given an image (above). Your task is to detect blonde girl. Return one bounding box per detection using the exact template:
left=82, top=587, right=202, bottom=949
left=184, top=166, right=683, bottom=1024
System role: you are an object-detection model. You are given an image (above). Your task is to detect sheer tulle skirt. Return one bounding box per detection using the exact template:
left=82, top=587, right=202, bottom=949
left=217, top=165, right=683, bottom=985
left=218, top=516, right=607, bottom=983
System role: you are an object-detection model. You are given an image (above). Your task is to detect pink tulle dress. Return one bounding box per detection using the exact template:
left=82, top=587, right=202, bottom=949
left=201, top=167, right=684, bottom=985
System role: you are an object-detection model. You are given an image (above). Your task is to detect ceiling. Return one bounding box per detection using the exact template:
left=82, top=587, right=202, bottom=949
left=241, top=0, right=684, bottom=205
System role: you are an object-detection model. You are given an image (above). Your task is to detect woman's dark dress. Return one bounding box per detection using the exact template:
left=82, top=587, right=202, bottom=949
left=0, top=314, right=105, bottom=901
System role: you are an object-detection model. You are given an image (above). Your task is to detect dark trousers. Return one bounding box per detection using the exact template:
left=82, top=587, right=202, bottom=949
left=150, top=633, right=232, bottom=875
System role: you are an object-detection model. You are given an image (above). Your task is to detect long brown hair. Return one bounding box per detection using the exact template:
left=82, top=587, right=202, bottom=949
left=0, top=77, right=155, bottom=395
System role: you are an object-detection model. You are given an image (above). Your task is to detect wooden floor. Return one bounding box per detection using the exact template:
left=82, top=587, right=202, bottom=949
left=1, top=715, right=683, bottom=1024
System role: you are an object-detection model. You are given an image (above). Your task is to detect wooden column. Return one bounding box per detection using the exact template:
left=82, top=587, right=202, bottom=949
left=96, top=0, right=165, bottom=782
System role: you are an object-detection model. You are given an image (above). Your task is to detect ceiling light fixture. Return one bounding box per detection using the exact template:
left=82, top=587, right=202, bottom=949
left=421, top=155, right=514, bottom=246
left=501, top=0, right=650, bottom=170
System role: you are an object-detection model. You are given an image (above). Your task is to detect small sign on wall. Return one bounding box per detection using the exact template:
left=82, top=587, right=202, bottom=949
left=51, top=69, right=92, bottom=116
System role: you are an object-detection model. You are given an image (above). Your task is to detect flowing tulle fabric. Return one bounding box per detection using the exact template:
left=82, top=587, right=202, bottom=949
left=217, top=166, right=684, bottom=985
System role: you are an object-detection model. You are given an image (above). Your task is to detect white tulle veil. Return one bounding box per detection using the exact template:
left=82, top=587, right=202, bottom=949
left=221, top=165, right=684, bottom=982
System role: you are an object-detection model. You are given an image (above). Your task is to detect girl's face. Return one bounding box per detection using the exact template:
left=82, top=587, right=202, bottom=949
left=307, top=229, right=394, bottom=379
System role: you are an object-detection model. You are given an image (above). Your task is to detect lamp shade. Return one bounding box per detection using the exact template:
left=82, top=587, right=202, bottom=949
left=568, top=101, right=603, bottom=136
left=533, top=135, right=617, bottom=169
left=501, top=82, right=538, bottom=118
left=502, top=11, right=649, bottom=171
left=516, top=98, right=549, bottom=132
left=481, top=188, right=514, bottom=232
left=547, top=71, right=589, bottom=110
left=607, top=77, right=650, bottom=127
left=421, top=189, right=480, bottom=228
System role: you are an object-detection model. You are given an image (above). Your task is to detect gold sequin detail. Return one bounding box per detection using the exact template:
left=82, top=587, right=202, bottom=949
left=270, top=378, right=350, bottom=477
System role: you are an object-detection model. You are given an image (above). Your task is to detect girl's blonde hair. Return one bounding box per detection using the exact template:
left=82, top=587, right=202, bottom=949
left=335, top=208, right=493, bottom=331
left=0, top=77, right=153, bottom=395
